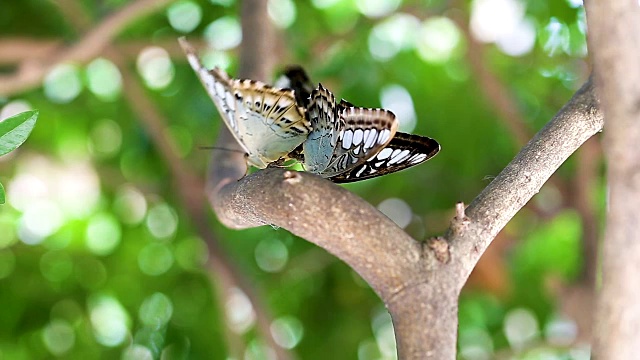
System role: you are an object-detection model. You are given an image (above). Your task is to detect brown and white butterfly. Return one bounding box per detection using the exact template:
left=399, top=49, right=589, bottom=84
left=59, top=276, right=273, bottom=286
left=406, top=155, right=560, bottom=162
left=179, top=38, right=311, bottom=169
left=278, top=67, right=440, bottom=183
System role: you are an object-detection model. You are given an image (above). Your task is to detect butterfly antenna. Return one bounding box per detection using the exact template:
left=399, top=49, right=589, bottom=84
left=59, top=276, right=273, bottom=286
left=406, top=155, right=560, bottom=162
left=198, top=146, right=246, bottom=155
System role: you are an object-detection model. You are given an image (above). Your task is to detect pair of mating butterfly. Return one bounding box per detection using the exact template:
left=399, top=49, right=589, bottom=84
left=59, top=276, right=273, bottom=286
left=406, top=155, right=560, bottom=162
left=179, top=38, right=440, bottom=183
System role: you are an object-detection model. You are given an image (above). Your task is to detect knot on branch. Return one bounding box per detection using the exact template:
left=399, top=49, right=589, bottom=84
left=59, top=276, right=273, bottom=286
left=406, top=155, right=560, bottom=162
left=283, top=170, right=302, bottom=184
left=450, top=202, right=470, bottom=236
left=427, top=237, right=450, bottom=264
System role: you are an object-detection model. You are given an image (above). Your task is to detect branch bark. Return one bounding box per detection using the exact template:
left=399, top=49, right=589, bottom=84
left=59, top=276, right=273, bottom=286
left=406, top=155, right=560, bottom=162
left=585, top=0, right=640, bottom=358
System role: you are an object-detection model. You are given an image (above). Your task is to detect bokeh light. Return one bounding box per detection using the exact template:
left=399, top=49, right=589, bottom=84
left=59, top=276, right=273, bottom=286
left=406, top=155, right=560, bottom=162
left=377, top=198, right=413, bottom=229
left=355, top=0, right=400, bottom=18
left=139, top=292, right=174, bottom=329
left=368, top=13, right=419, bottom=61
left=416, top=17, right=463, bottom=64
left=504, top=308, right=539, bottom=350
left=254, top=237, right=288, bottom=273
left=86, top=58, right=122, bottom=101
left=89, top=295, right=131, bottom=347
left=380, top=84, right=417, bottom=133
left=88, top=118, right=122, bottom=158
left=204, top=16, right=242, bottom=51
left=137, top=47, right=175, bottom=90
left=225, top=287, right=256, bottom=334
left=42, top=319, right=75, bottom=356
left=86, top=212, right=122, bottom=256
left=459, top=327, right=494, bottom=360
left=113, top=185, right=148, bottom=226
left=0, top=100, right=32, bottom=121
left=270, top=316, right=304, bottom=349
left=145, top=203, right=178, bottom=239
left=44, top=63, right=82, bottom=103
left=122, top=345, right=154, bottom=360
left=167, top=0, right=202, bottom=33
left=268, top=0, right=296, bottom=29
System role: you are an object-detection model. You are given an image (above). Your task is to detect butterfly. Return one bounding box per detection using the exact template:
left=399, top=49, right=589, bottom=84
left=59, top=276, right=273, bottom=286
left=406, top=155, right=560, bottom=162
left=277, top=67, right=441, bottom=183
left=179, top=38, right=311, bottom=169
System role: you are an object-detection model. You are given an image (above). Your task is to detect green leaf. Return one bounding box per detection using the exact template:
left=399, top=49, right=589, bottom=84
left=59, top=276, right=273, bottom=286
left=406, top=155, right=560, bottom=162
left=0, top=182, right=4, bottom=204
left=0, top=110, right=38, bottom=156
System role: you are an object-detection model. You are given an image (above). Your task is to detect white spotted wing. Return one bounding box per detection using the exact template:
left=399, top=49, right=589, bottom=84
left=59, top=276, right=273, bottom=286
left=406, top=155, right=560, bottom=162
left=328, top=132, right=440, bottom=183
left=303, top=84, right=398, bottom=178
left=179, top=38, right=311, bottom=169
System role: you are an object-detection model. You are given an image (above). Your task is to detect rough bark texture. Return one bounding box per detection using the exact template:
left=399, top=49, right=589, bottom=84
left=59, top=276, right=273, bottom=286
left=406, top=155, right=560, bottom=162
left=585, top=0, right=640, bottom=358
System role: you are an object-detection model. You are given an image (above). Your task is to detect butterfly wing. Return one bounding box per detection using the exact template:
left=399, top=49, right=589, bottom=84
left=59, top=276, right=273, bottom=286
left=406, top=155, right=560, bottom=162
left=302, top=83, right=341, bottom=173
left=329, top=132, right=440, bottom=183
left=179, top=38, right=310, bottom=169
left=319, top=99, right=398, bottom=178
left=274, top=65, right=314, bottom=109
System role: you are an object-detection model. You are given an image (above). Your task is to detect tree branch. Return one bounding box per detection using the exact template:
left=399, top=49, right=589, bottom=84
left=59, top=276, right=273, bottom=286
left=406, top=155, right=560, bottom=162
left=450, top=77, right=603, bottom=277
left=585, top=0, right=640, bottom=358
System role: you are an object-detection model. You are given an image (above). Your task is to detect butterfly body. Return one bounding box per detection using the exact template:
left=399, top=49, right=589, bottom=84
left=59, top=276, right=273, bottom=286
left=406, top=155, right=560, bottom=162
left=180, top=38, right=311, bottom=169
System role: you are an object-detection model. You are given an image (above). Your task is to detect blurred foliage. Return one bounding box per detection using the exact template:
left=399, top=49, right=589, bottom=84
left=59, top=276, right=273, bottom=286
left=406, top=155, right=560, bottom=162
left=0, top=0, right=600, bottom=359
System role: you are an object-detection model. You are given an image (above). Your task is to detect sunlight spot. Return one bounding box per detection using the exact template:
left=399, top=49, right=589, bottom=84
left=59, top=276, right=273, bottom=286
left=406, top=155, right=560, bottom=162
left=225, top=287, right=255, bottom=334
left=167, top=0, right=202, bottom=33
left=504, top=308, right=539, bottom=350
left=416, top=17, right=462, bottom=64
left=89, top=295, right=130, bottom=347
left=0, top=100, right=32, bottom=120
left=89, top=118, right=122, bottom=158
left=270, top=316, right=304, bottom=349
left=44, top=63, right=82, bottom=103
left=113, top=185, right=147, bottom=225
left=371, top=308, right=396, bottom=358
left=137, top=47, right=175, bottom=90
left=255, top=238, right=288, bottom=273
left=566, top=0, right=583, bottom=7
left=86, top=58, right=122, bottom=101
left=355, top=0, right=400, bottom=18
left=380, top=84, right=416, bottom=133
left=200, top=49, right=232, bottom=71
left=122, top=345, right=153, bottom=360
left=210, top=0, right=234, bottom=6
left=544, top=315, right=577, bottom=346
left=42, top=319, right=75, bottom=356
left=495, top=17, right=535, bottom=56
left=245, top=339, right=276, bottom=360
left=368, top=13, right=420, bottom=61
left=542, top=18, right=570, bottom=56
left=146, top=203, right=178, bottom=239
left=459, top=327, right=493, bottom=360
left=470, top=0, right=523, bottom=43
left=19, top=200, right=63, bottom=244
left=204, top=17, right=242, bottom=50
left=86, top=213, right=121, bottom=256
left=311, top=0, right=340, bottom=8
left=377, top=198, right=412, bottom=229
left=139, top=293, right=173, bottom=329
left=268, top=0, right=296, bottom=29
